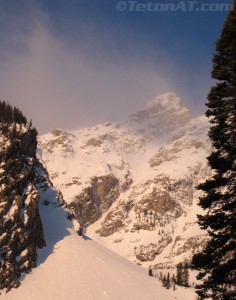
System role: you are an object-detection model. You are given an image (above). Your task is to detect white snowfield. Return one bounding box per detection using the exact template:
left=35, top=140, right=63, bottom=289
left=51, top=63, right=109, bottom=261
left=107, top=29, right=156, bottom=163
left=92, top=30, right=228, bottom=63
left=1, top=203, right=196, bottom=300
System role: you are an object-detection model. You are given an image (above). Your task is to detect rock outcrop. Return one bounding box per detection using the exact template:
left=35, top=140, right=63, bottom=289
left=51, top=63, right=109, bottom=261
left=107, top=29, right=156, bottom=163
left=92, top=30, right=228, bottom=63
left=0, top=102, right=64, bottom=292
left=68, top=174, right=120, bottom=226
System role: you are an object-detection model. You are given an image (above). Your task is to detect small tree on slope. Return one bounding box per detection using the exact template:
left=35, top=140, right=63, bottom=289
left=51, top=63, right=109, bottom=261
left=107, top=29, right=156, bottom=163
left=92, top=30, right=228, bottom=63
left=191, top=4, right=236, bottom=300
left=183, top=263, right=190, bottom=287
left=176, top=263, right=184, bottom=286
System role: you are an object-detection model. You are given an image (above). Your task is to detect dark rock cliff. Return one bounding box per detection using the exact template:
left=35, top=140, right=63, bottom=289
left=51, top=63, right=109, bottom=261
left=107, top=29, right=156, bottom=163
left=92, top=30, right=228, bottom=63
left=0, top=102, right=46, bottom=291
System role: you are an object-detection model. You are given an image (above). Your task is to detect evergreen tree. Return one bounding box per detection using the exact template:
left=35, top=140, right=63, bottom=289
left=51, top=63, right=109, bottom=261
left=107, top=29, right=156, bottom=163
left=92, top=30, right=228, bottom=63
left=176, top=263, right=183, bottom=286
left=192, top=5, right=236, bottom=300
left=166, top=272, right=171, bottom=289
left=173, top=281, right=176, bottom=291
left=183, top=263, right=190, bottom=287
left=0, top=100, right=27, bottom=125
left=159, top=271, right=163, bottom=281
left=162, top=275, right=167, bottom=287
left=171, top=273, right=176, bottom=284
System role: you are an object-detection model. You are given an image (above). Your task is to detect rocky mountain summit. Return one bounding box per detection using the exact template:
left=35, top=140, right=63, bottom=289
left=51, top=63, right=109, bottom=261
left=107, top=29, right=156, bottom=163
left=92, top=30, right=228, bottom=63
left=0, top=102, right=63, bottom=291
left=38, top=93, right=211, bottom=268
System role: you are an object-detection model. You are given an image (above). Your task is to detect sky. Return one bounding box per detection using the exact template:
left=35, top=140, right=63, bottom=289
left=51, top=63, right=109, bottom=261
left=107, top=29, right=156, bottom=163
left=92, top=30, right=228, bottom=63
left=0, top=0, right=232, bottom=134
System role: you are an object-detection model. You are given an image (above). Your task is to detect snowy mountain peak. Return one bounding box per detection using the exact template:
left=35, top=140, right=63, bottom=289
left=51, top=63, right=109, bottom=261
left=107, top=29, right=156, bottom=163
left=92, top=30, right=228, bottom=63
left=129, top=92, right=191, bottom=138
left=146, top=92, right=185, bottom=110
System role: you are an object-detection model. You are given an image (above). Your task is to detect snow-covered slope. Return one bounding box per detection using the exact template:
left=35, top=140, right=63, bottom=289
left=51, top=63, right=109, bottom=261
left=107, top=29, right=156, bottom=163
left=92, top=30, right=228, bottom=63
left=38, top=93, right=211, bottom=268
left=1, top=195, right=196, bottom=300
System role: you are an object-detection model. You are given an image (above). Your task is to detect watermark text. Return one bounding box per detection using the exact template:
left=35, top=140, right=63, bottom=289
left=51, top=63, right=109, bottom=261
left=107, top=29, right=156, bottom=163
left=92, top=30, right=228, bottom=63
left=116, top=1, right=233, bottom=12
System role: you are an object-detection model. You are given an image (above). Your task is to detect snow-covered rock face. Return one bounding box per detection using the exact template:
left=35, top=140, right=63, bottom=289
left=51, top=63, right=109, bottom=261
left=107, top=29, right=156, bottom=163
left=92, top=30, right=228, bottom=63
left=0, top=122, right=64, bottom=292
left=0, top=123, right=44, bottom=291
left=38, top=93, right=211, bottom=268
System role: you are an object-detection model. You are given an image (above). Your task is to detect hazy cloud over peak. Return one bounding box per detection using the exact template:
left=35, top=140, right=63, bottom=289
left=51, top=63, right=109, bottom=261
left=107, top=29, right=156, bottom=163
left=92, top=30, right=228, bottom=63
left=0, top=0, right=229, bottom=133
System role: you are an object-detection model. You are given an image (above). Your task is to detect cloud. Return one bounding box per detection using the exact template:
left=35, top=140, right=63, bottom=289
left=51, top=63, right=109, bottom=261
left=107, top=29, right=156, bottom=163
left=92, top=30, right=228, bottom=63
left=0, top=3, right=208, bottom=134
